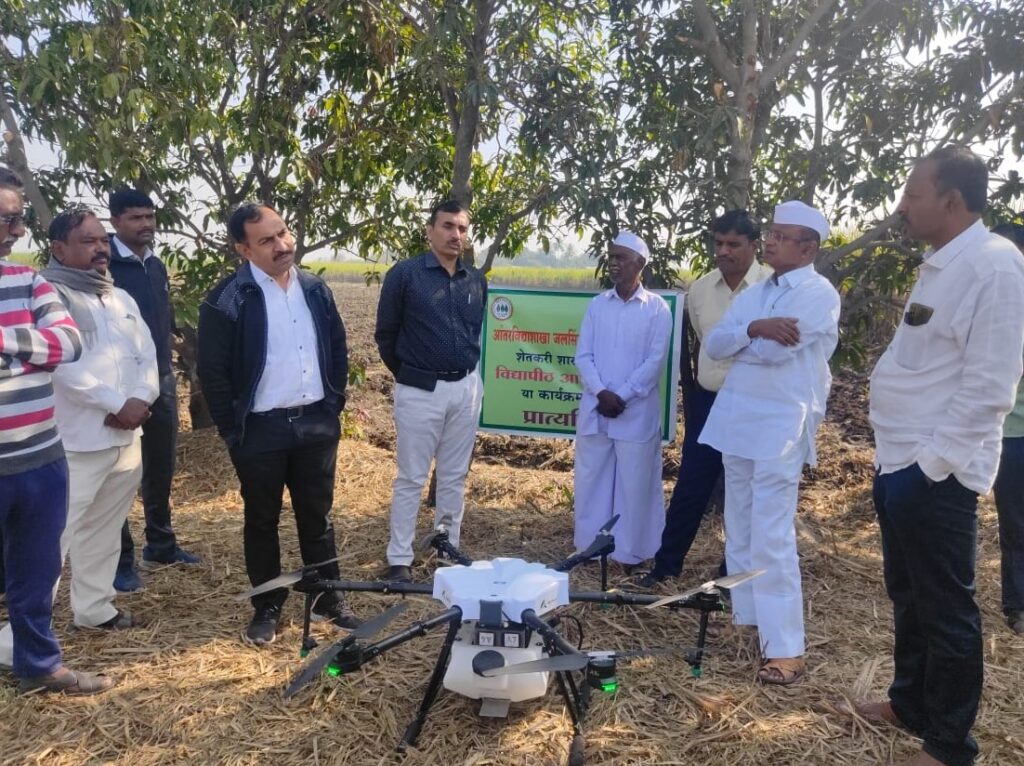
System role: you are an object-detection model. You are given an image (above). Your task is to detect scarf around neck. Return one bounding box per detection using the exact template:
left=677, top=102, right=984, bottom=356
left=40, top=257, right=115, bottom=346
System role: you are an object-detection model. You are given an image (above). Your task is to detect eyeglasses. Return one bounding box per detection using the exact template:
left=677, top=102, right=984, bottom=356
left=764, top=229, right=814, bottom=244
left=0, top=213, right=26, bottom=228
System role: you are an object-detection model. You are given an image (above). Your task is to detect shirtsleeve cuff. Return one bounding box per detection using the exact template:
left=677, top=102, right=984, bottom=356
left=735, top=327, right=754, bottom=349
left=98, top=389, right=129, bottom=415
left=613, top=383, right=637, bottom=403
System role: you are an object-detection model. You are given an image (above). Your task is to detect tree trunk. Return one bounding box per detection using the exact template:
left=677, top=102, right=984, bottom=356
left=176, top=325, right=215, bottom=430
left=0, top=87, right=53, bottom=231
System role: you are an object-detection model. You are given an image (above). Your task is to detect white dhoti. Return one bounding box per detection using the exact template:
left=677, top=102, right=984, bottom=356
left=722, top=446, right=806, bottom=658
left=573, top=432, right=665, bottom=564
left=387, top=374, right=482, bottom=566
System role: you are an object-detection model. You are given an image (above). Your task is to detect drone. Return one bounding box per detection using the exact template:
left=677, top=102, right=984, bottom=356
left=239, top=516, right=763, bottom=766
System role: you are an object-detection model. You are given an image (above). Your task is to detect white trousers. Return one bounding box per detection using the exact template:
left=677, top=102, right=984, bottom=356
left=0, top=442, right=141, bottom=664
left=573, top=432, right=665, bottom=565
left=722, top=447, right=806, bottom=659
left=387, top=375, right=482, bottom=565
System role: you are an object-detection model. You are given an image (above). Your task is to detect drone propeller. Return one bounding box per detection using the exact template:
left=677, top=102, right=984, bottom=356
left=283, top=601, right=410, bottom=698
left=566, top=514, right=621, bottom=562
left=644, top=568, right=766, bottom=609
left=416, top=526, right=445, bottom=552
left=481, top=646, right=701, bottom=677
left=235, top=557, right=342, bottom=601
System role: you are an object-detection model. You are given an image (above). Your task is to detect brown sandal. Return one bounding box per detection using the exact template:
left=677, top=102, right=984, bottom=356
left=757, top=658, right=805, bottom=686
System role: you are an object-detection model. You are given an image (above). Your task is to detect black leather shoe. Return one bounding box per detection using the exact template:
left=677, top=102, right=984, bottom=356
left=312, top=599, right=363, bottom=631
left=632, top=570, right=667, bottom=589
left=385, top=565, right=412, bottom=583
left=1008, top=610, right=1024, bottom=635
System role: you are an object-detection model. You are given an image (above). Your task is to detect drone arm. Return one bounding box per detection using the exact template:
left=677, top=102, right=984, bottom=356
left=295, top=579, right=435, bottom=597
left=359, top=606, right=463, bottom=665
left=519, top=609, right=585, bottom=659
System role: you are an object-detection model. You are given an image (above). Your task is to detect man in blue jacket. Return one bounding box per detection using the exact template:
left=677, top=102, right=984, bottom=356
left=107, top=188, right=199, bottom=593
left=198, top=202, right=360, bottom=645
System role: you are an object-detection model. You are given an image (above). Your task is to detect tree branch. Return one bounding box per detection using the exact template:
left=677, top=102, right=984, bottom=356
left=690, top=0, right=740, bottom=89
left=758, top=0, right=838, bottom=89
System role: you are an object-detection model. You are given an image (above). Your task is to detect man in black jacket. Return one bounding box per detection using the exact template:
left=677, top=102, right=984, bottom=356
left=197, top=202, right=360, bottom=645
left=107, top=188, right=199, bottom=593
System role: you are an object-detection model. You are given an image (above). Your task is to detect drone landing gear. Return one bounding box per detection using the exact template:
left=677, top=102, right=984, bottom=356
left=398, top=610, right=462, bottom=752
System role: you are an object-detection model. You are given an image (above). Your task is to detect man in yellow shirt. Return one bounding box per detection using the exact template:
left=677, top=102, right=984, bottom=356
left=636, top=210, right=771, bottom=586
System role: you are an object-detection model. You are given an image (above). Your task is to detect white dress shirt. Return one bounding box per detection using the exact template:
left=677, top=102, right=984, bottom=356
left=575, top=285, right=673, bottom=442
left=111, top=234, right=153, bottom=262
left=870, top=220, right=1024, bottom=493
left=698, top=264, right=840, bottom=464
left=688, top=261, right=773, bottom=391
left=251, top=265, right=325, bottom=412
left=53, top=287, right=159, bottom=452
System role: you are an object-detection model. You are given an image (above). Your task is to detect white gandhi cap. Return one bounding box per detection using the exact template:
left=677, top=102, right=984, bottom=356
left=773, top=200, right=830, bottom=241
left=611, top=231, right=650, bottom=261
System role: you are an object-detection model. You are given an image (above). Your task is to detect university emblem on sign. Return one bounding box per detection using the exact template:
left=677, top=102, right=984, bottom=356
left=491, top=297, right=513, bottom=321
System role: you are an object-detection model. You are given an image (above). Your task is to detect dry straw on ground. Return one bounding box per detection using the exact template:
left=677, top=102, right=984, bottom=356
left=2, top=283, right=1022, bottom=766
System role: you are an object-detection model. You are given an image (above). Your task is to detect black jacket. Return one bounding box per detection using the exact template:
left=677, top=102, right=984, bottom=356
left=197, top=263, right=347, bottom=446
left=107, top=238, right=176, bottom=377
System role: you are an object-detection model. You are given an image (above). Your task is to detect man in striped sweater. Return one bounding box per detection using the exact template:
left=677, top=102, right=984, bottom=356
left=0, top=168, right=114, bottom=695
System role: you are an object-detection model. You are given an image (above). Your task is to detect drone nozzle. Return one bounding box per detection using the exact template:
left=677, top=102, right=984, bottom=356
left=586, top=655, right=618, bottom=694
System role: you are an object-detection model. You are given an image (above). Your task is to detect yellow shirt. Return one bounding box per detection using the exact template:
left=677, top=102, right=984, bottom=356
left=688, top=261, right=773, bottom=391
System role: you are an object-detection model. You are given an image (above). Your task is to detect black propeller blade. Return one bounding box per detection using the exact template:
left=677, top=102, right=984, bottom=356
left=284, top=601, right=410, bottom=698
left=236, top=557, right=341, bottom=601
left=568, top=514, right=621, bottom=561
left=482, top=645, right=703, bottom=677
left=645, top=569, right=766, bottom=609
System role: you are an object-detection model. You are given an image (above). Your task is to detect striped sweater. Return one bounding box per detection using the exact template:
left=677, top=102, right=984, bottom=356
left=0, top=260, right=83, bottom=475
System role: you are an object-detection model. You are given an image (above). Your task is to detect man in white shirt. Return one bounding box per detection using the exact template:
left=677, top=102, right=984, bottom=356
left=2, top=207, right=157, bottom=649
left=637, top=210, right=772, bottom=587
left=699, top=201, right=840, bottom=686
left=574, top=232, right=673, bottom=566
left=198, top=203, right=360, bottom=646
left=854, top=148, right=1024, bottom=766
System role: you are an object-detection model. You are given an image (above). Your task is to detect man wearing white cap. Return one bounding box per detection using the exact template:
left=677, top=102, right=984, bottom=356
left=574, top=231, right=673, bottom=566
left=698, top=201, right=840, bottom=685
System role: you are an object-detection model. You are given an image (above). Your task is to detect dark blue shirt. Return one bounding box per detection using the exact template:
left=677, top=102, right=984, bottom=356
left=375, top=251, right=487, bottom=378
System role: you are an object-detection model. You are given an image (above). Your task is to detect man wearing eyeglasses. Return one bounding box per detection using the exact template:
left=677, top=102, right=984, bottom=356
left=1, top=169, right=116, bottom=695
left=698, top=200, right=841, bottom=687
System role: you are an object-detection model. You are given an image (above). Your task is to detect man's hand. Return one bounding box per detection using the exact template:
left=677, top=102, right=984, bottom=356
left=747, top=317, right=800, bottom=346
left=596, top=389, right=626, bottom=418
left=103, top=413, right=132, bottom=430
left=115, top=397, right=152, bottom=429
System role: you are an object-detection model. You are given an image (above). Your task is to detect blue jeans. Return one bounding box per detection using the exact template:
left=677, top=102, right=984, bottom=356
left=652, top=385, right=722, bottom=578
left=0, top=459, right=68, bottom=678
left=993, top=436, right=1024, bottom=614
left=874, top=463, right=981, bottom=766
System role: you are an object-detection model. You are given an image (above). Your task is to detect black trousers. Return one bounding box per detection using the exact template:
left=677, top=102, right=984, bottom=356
left=993, top=436, right=1024, bottom=614
left=874, top=463, right=981, bottom=766
left=652, top=385, right=722, bottom=578
left=229, top=403, right=342, bottom=611
left=119, top=372, right=179, bottom=565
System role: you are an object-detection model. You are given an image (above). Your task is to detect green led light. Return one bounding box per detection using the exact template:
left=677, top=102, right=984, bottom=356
left=600, top=681, right=618, bottom=694
left=300, top=649, right=310, bottom=658
left=326, top=665, right=342, bottom=677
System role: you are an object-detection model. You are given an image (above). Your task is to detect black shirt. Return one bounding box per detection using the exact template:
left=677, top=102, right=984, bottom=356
left=375, top=251, right=487, bottom=377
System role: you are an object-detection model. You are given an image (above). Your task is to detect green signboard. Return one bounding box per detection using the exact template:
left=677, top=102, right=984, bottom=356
left=479, top=286, right=683, bottom=441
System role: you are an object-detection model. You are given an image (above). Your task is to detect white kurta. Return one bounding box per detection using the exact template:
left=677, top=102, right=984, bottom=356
left=698, top=264, right=840, bottom=658
left=573, top=286, right=672, bottom=563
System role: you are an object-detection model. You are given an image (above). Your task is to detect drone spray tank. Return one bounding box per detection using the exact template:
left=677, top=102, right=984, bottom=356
left=433, top=558, right=570, bottom=714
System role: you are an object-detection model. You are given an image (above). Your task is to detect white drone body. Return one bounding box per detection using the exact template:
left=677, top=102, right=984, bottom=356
left=432, top=558, right=569, bottom=710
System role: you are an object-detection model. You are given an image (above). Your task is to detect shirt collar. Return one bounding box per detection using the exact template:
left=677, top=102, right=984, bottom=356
left=921, top=219, right=987, bottom=270
left=713, top=261, right=768, bottom=291
left=424, top=250, right=467, bottom=274
left=111, top=234, right=153, bottom=262
left=250, top=262, right=297, bottom=289
left=770, top=263, right=816, bottom=288
left=604, top=284, right=649, bottom=304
